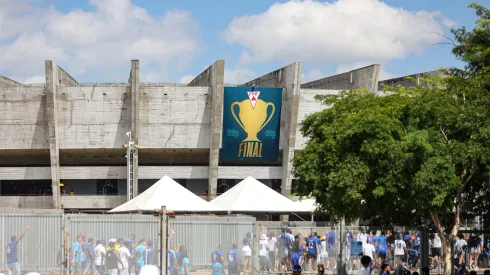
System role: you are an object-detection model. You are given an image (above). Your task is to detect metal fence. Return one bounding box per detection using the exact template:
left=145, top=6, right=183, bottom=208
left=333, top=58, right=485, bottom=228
left=169, top=215, right=256, bottom=270
left=0, top=210, right=64, bottom=273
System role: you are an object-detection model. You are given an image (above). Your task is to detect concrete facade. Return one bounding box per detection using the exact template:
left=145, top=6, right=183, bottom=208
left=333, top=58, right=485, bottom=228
left=0, top=60, right=432, bottom=210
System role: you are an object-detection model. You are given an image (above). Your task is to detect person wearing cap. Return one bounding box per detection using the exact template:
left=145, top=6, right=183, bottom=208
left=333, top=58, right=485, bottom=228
left=259, top=234, right=269, bottom=271
left=106, top=241, right=118, bottom=275
left=6, top=225, right=30, bottom=275
left=94, top=240, right=106, bottom=275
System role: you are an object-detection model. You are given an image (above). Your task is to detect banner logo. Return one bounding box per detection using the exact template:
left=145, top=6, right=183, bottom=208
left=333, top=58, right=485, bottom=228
left=222, top=87, right=282, bottom=161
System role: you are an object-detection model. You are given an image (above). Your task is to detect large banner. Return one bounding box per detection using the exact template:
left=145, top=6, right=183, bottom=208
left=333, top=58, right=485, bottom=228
left=222, top=87, right=282, bottom=161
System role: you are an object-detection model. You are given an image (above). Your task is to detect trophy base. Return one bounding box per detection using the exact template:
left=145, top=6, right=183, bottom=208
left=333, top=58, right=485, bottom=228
left=242, top=137, right=260, bottom=142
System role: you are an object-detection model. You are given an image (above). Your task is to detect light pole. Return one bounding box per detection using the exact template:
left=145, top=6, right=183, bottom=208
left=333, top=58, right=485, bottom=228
left=124, top=131, right=138, bottom=201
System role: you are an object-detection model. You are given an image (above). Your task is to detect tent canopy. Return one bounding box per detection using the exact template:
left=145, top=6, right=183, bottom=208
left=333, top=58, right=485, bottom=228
left=109, top=175, right=224, bottom=213
left=294, top=198, right=317, bottom=213
left=210, top=176, right=304, bottom=213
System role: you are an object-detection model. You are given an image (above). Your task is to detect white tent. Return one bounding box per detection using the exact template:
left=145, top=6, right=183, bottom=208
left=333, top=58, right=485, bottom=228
left=210, top=176, right=303, bottom=213
left=294, top=198, right=317, bottom=213
left=109, top=175, right=224, bottom=213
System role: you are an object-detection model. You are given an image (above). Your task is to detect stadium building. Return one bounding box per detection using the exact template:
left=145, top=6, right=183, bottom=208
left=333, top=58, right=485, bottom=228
left=0, top=60, right=440, bottom=211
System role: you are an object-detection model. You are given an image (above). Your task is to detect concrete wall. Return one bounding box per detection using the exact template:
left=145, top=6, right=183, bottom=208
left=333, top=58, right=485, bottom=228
left=61, top=195, right=125, bottom=209
left=378, top=70, right=444, bottom=90
left=0, top=196, right=53, bottom=209
left=302, top=64, right=380, bottom=92
left=57, top=86, right=130, bottom=148
left=295, top=89, right=340, bottom=149
left=138, top=86, right=212, bottom=148
left=0, top=86, right=49, bottom=149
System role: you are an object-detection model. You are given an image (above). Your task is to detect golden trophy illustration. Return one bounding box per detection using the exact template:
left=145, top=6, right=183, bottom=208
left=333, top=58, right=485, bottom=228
left=231, top=99, right=275, bottom=142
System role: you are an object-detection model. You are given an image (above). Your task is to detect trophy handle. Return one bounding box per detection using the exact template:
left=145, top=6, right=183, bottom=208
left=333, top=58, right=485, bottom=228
left=231, top=102, right=246, bottom=131
left=258, top=102, right=275, bottom=132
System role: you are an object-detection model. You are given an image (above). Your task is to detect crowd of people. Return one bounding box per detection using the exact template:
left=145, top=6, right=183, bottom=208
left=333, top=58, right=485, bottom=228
left=59, top=233, right=156, bottom=275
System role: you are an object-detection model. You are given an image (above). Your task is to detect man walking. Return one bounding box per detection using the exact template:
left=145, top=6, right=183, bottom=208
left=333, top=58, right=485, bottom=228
left=6, top=225, right=30, bottom=275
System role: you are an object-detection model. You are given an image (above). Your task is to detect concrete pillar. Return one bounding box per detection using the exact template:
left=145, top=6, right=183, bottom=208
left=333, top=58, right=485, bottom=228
left=240, top=63, right=303, bottom=204
left=45, top=61, right=62, bottom=209
left=188, top=60, right=225, bottom=201
left=301, top=64, right=380, bottom=92
left=130, top=60, right=140, bottom=196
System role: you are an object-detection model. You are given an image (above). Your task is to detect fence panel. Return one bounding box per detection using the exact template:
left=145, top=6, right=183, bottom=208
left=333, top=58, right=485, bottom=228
left=66, top=214, right=161, bottom=268
left=169, top=215, right=256, bottom=271
left=0, top=210, right=63, bottom=274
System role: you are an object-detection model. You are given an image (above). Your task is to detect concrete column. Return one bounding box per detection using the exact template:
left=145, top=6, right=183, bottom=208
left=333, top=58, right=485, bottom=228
left=188, top=60, right=225, bottom=201
left=130, top=60, right=140, bottom=196
left=240, top=62, right=303, bottom=202
left=45, top=61, right=61, bottom=209
left=301, top=64, right=380, bottom=92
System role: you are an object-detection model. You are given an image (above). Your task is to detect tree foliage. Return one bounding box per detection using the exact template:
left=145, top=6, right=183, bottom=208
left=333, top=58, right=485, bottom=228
left=293, top=3, right=490, bottom=235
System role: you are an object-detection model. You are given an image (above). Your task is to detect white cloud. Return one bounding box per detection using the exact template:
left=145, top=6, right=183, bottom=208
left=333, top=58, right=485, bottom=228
left=224, top=67, right=257, bottom=85
left=179, top=74, right=195, bottom=84
left=222, top=0, right=448, bottom=64
left=238, top=50, right=253, bottom=65
left=0, top=0, right=201, bottom=81
left=302, top=69, right=325, bottom=83
left=335, top=62, right=394, bottom=81
left=23, top=75, right=45, bottom=84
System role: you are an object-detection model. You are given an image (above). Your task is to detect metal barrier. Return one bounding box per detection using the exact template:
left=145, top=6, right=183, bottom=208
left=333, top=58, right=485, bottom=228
left=169, top=215, right=256, bottom=270
left=0, top=210, right=64, bottom=274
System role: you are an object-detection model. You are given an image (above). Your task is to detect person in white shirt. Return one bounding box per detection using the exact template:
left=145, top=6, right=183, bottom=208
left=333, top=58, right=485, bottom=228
left=359, top=233, right=368, bottom=249
left=267, top=232, right=278, bottom=271
left=362, top=239, right=376, bottom=264
left=431, top=233, right=442, bottom=269
left=393, top=235, right=407, bottom=268
left=259, top=234, right=269, bottom=272
left=118, top=242, right=133, bottom=275
left=320, top=238, right=328, bottom=266
left=356, top=256, right=371, bottom=275
left=94, top=240, right=107, bottom=275
left=455, top=233, right=467, bottom=265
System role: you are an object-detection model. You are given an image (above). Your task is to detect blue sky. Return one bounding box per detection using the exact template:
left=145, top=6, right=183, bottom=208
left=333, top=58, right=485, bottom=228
left=0, top=0, right=484, bottom=84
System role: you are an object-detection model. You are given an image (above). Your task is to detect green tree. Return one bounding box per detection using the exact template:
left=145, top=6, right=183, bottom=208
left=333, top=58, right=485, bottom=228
left=293, top=4, right=490, bottom=275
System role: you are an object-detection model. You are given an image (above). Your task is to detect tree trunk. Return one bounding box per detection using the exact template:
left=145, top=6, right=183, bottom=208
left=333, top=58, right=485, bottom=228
left=431, top=213, right=457, bottom=275
left=441, top=234, right=453, bottom=275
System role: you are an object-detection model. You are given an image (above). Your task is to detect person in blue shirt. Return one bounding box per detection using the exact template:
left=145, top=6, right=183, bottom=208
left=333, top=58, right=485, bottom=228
left=135, top=239, right=148, bottom=275
left=380, top=263, right=391, bottom=275
left=377, top=232, right=388, bottom=263
left=307, top=232, right=321, bottom=270
left=169, top=245, right=178, bottom=275
left=326, top=229, right=336, bottom=271
left=227, top=244, right=240, bottom=275
left=211, top=245, right=224, bottom=266
left=211, top=257, right=226, bottom=275
left=145, top=240, right=154, bottom=266
left=6, top=225, right=30, bottom=275
left=72, top=235, right=87, bottom=275
left=85, top=238, right=95, bottom=275
left=179, top=250, right=191, bottom=275
left=291, top=241, right=303, bottom=267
